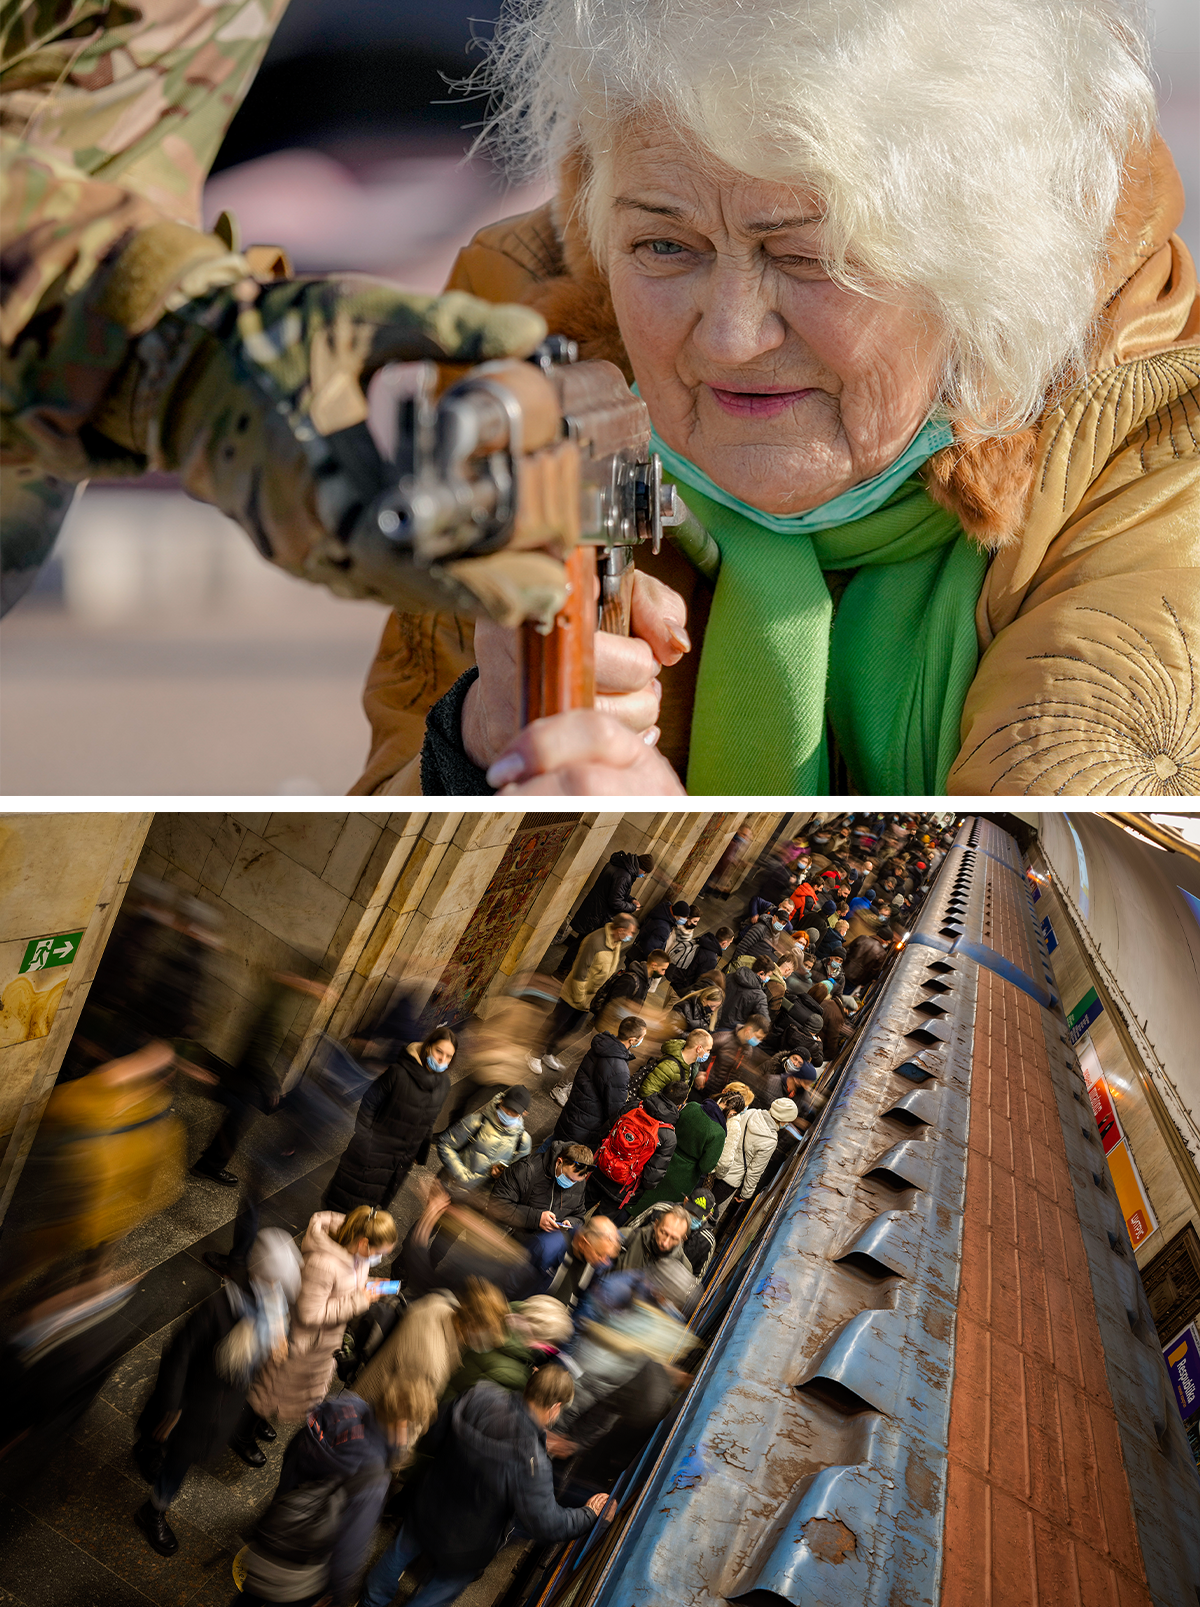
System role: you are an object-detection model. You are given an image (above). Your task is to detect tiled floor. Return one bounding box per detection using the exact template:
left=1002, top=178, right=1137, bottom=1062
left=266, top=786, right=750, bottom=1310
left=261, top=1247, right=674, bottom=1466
left=0, top=1003, right=579, bottom=1607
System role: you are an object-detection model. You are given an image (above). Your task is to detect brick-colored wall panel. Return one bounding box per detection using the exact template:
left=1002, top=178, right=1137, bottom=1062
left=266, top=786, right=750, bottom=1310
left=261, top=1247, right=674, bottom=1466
left=943, top=953, right=1153, bottom=1607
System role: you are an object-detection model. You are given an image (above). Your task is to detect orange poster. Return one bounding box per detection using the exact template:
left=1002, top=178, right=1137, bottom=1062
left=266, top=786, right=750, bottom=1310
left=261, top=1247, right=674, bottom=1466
left=1105, top=1138, right=1157, bottom=1248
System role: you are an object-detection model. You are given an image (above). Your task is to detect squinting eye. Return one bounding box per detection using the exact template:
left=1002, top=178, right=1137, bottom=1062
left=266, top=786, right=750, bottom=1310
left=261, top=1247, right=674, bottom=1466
left=647, top=239, right=683, bottom=255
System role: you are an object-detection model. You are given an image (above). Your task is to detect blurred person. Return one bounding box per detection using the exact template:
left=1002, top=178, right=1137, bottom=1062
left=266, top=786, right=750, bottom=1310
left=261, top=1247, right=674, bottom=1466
left=442, top=1296, right=575, bottom=1402
left=843, top=925, right=895, bottom=992
left=445, top=995, right=545, bottom=1121
left=396, top=1179, right=531, bottom=1302
left=665, top=909, right=703, bottom=988
left=521, top=1216, right=622, bottom=1307
left=586, top=949, right=671, bottom=1037
left=358, top=1365, right=609, bottom=1607
left=633, top=900, right=692, bottom=959
left=682, top=924, right=734, bottom=986
left=554, top=853, right=653, bottom=979
left=248, top=1205, right=397, bottom=1435
left=133, top=1229, right=302, bottom=1556
left=763, top=992, right=825, bottom=1066
left=712, top=1099, right=799, bottom=1207
left=323, top=1026, right=457, bottom=1214
left=0, top=1041, right=184, bottom=1296
left=487, top=1142, right=594, bottom=1238
left=678, top=1191, right=719, bottom=1278
left=0, top=1269, right=137, bottom=1493
left=191, top=970, right=326, bottom=1188
left=627, top=1090, right=744, bottom=1216
left=240, top=1377, right=434, bottom=1607
left=814, top=920, right=850, bottom=962
left=552, top=1017, right=646, bottom=1147
left=810, top=981, right=852, bottom=1061
left=639, top=1029, right=713, bottom=1100
left=437, top=1085, right=533, bottom=1189
left=694, top=1018, right=769, bottom=1102
left=586, top=1078, right=690, bottom=1220
left=353, top=1277, right=509, bottom=1431
left=718, top=956, right=772, bottom=1031
left=535, top=913, right=637, bottom=1075
left=615, top=1203, right=695, bottom=1274
left=671, top=985, right=724, bottom=1035
left=703, top=828, right=753, bottom=898
left=728, top=910, right=790, bottom=967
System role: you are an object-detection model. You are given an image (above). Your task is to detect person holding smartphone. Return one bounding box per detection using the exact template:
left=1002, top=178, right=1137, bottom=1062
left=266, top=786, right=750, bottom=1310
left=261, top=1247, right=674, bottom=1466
left=247, top=1205, right=397, bottom=1434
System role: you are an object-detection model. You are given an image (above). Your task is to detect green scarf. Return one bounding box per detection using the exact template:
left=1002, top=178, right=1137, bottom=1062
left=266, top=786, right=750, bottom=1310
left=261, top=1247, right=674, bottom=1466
left=679, top=476, right=987, bottom=794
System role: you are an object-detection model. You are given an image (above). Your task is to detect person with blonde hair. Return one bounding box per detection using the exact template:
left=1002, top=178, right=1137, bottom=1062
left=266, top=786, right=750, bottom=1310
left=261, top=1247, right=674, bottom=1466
left=358, top=0, right=1198, bottom=799
left=248, top=1204, right=397, bottom=1431
left=353, top=1276, right=510, bottom=1427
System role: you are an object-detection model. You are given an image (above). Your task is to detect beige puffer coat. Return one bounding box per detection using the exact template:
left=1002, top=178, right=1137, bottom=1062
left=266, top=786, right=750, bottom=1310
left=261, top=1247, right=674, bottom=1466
left=714, top=1109, right=781, bottom=1198
left=561, top=922, right=629, bottom=1012
left=248, top=1210, right=374, bottom=1423
left=353, top=1290, right=460, bottom=1428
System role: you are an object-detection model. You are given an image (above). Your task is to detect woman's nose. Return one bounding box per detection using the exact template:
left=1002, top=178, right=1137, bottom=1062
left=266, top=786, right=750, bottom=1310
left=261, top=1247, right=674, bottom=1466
left=691, top=257, right=786, bottom=367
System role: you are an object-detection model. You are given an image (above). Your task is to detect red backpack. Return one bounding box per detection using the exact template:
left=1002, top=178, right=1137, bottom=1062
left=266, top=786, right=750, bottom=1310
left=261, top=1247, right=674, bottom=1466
left=595, top=1107, right=669, bottom=1205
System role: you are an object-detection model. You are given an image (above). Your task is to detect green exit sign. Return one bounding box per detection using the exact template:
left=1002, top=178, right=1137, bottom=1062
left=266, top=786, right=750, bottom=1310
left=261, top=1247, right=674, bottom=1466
left=19, top=931, right=83, bottom=973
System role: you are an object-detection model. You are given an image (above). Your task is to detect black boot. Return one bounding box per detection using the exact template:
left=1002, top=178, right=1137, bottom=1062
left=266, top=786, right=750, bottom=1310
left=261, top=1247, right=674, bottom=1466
left=232, top=1436, right=267, bottom=1467
left=135, top=1501, right=179, bottom=1556
left=253, top=1417, right=277, bottom=1442
left=191, top=1161, right=238, bottom=1187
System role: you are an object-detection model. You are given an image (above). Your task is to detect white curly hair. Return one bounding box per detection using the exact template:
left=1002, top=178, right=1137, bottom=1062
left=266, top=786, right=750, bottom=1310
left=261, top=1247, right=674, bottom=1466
left=467, top=0, right=1157, bottom=434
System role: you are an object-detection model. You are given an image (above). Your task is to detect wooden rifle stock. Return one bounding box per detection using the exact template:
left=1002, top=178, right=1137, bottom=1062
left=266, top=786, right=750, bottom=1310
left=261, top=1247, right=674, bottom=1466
left=520, top=545, right=599, bottom=723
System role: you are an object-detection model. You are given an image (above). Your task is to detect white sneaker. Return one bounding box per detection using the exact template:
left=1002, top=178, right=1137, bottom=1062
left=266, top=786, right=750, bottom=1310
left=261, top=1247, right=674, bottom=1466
left=552, top=1084, right=571, bottom=1107
left=526, top=1056, right=544, bottom=1077
left=543, top=1053, right=566, bottom=1073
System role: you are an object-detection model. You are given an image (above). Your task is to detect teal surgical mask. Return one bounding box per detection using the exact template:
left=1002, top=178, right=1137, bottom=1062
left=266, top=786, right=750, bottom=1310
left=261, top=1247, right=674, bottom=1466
left=554, top=1169, right=572, bottom=1188
left=621, top=932, right=634, bottom=942
left=426, top=1054, right=444, bottom=1071
left=772, top=920, right=786, bottom=931
left=746, top=1035, right=761, bottom=1047
left=495, top=1108, right=522, bottom=1129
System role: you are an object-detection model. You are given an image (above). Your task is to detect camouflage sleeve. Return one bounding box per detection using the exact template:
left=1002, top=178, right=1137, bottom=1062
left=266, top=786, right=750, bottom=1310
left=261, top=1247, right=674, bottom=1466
left=0, top=0, right=286, bottom=603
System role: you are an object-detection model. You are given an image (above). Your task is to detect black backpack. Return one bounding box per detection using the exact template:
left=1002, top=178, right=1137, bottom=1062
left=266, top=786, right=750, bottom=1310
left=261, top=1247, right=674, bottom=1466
left=251, top=1465, right=380, bottom=1568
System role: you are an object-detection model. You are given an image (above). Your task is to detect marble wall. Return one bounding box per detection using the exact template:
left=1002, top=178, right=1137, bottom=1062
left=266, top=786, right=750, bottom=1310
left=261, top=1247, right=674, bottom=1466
left=0, top=812, right=151, bottom=1220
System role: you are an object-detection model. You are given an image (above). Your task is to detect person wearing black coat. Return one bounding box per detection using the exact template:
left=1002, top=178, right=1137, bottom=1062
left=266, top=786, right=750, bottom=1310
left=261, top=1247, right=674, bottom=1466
left=241, top=1392, right=393, bottom=1607
left=552, top=1024, right=643, bottom=1148
left=357, top=1369, right=602, bottom=1607
left=815, top=922, right=848, bottom=961
left=764, top=993, right=825, bottom=1064
left=681, top=926, right=733, bottom=987
left=718, top=960, right=772, bottom=1030
left=324, top=1028, right=456, bottom=1214
left=729, top=914, right=785, bottom=967
left=584, top=1083, right=686, bottom=1220
left=556, top=851, right=652, bottom=976
left=487, top=1140, right=593, bottom=1236
left=133, top=1228, right=302, bottom=1556
left=635, top=899, right=690, bottom=958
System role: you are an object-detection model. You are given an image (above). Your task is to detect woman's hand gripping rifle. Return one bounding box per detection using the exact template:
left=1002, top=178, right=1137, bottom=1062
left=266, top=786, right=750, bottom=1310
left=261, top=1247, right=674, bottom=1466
left=350, top=339, right=689, bottom=724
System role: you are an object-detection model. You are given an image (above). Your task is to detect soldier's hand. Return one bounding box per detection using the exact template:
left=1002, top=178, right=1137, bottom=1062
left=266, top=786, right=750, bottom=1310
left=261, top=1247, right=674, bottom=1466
left=94, top=276, right=546, bottom=610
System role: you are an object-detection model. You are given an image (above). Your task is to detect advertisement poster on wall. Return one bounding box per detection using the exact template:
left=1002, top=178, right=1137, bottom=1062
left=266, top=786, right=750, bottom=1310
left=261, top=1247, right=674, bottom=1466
left=1076, top=1034, right=1158, bottom=1249
left=1164, top=1324, right=1200, bottom=1421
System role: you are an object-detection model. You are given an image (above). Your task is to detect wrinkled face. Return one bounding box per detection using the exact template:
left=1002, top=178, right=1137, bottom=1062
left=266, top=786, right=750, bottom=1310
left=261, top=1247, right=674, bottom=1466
left=654, top=1214, right=688, bottom=1252
left=604, top=121, right=944, bottom=514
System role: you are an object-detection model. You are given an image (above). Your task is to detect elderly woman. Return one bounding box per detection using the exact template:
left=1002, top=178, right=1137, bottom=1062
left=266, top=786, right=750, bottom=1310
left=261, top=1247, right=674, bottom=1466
left=355, top=0, right=1197, bottom=798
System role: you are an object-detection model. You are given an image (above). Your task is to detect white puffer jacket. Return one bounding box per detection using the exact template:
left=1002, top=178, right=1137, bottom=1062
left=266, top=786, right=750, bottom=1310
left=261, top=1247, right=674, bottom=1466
left=713, top=1109, right=780, bottom=1198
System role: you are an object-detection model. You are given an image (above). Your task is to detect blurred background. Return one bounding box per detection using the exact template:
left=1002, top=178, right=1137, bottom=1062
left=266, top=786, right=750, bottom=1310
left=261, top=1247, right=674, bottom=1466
left=1, top=0, right=1195, bottom=795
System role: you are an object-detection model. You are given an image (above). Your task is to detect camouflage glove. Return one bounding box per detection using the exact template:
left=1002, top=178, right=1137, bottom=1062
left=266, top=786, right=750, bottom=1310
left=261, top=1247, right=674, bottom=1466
left=93, top=275, right=547, bottom=608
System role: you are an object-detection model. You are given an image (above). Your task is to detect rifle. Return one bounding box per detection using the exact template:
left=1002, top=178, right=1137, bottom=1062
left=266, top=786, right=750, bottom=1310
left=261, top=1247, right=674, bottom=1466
left=346, top=339, right=717, bottom=726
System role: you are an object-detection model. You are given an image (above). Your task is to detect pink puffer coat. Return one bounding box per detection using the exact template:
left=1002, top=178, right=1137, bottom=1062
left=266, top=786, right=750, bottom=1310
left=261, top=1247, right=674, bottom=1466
left=249, top=1210, right=374, bottom=1422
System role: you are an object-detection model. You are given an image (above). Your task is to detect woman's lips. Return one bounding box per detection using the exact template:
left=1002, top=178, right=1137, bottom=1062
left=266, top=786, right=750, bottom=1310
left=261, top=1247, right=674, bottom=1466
left=707, top=384, right=815, bottom=419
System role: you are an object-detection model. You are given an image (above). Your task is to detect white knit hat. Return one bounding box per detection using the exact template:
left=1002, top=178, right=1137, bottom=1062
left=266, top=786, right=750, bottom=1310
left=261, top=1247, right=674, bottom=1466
left=770, top=1098, right=799, bottom=1125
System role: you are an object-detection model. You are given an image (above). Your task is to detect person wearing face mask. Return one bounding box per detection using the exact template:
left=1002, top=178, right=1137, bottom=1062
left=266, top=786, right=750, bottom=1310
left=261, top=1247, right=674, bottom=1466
left=626, top=1090, right=744, bottom=1218
left=815, top=919, right=851, bottom=962
left=698, top=1018, right=770, bottom=1103
left=633, top=899, right=692, bottom=960
left=639, top=1030, right=713, bottom=1100
left=487, top=1141, right=596, bottom=1239
left=324, top=1028, right=457, bottom=1216
left=537, top=915, right=638, bottom=1075
left=809, top=981, right=852, bottom=1061
left=587, top=950, right=671, bottom=1041
left=671, top=985, right=724, bottom=1035
left=718, top=957, right=773, bottom=1031
left=683, top=925, right=735, bottom=987
left=728, top=909, right=790, bottom=968
left=246, top=1205, right=398, bottom=1438
left=587, top=1078, right=691, bottom=1222
left=436, top=1086, right=533, bottom=1190
left=665, top=910, right=702, bottom=988
left=712, top=1096, right=799, bottom=1208
left=552, top=1018, right=647, bottom=1150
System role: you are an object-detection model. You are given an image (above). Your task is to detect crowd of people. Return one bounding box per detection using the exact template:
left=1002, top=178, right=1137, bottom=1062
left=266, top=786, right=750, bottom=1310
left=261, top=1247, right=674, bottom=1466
left=0, top=814, right=952, bottom=1606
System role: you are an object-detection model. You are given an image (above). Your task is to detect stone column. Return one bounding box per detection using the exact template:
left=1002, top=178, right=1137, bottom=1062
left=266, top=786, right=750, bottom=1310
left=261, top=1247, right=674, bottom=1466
left=0, top=812, right=152, bottom=1224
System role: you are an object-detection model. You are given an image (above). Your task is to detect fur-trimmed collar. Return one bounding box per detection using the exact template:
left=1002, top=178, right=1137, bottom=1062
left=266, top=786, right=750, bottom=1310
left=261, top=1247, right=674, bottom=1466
left=515, top=138, right=1196, bottom=551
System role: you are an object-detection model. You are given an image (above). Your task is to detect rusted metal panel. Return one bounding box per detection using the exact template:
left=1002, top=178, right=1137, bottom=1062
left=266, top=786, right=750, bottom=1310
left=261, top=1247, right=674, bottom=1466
left=587, top=825, right=985, bottom=1607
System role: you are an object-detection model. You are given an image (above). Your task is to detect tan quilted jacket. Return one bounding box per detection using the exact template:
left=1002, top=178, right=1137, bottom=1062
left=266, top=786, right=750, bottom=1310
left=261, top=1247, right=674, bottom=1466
left=351, top=136, right=1199, bottom=797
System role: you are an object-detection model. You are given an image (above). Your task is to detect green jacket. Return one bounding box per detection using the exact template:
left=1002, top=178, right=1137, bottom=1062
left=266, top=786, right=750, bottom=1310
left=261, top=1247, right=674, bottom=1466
left=639, top=1038, right=694, bottom=1100
left=628, top=1100, right=726, bottom=1216
left=441, top=1334, right=534, bottom=1402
